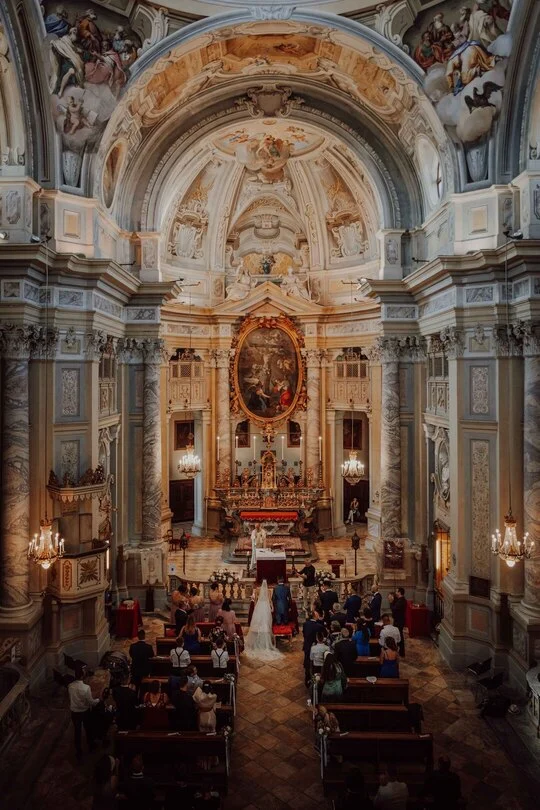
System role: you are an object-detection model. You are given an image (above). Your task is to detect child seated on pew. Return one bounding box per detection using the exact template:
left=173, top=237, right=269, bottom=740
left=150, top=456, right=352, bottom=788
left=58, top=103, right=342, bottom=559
left=211, top=639, right=229, bottom=675
left=170, top=637, right=191, bottom=675
left=186, top=664, right=204, bottom=695
left=142, top=679, right=169, bottom=708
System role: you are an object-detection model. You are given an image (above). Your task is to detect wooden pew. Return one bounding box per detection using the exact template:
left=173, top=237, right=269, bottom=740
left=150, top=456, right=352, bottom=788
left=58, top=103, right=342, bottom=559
left=139, top=676, right=232, bottom=706
left=156, top=636, right=235, bottom=656
left=138, top=704, right=234, bottom=732
left=342, top=678, right=409, bottom=704
left=163, top=621, right=243, bottom=637
left=349, top=657, right=381, bottom=678
left=323, top=732, right=433, bottom=797
left=149, top=655, right=236, bottom=678
left=323, top=703, right=410, bottom=733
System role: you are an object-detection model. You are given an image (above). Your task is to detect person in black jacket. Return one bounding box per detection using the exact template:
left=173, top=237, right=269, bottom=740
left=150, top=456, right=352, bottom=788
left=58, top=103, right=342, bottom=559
left=112, top=677, right=140, bottom=730
left=391, top=587, right=407, bottom=657
left=170, top=675, right=198, bottom=731
left=302, top=608, right=325, bottom=687
left=129, top=629, right=154, bottom=687
left=333, top=627, right=358, bottom=677
left=369, top=585, right=382, bottom=623
left=123, top=754, right=155, bottom=810
left=320, top=581, right=339, bottom=624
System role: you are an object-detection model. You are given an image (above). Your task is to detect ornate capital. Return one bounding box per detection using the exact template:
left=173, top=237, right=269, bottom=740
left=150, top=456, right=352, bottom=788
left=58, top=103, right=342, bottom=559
left=370, top=336, right=401, bottom=364
left=301, top=348, right=323, bottom=368
left=142, top=338, right=167, bottom=365
left=492, top=323, right=523, bottom=358
left=399, top=335, right=426, bottom=362
left=516, top=321, right=540, bottom=357
left=0, top=323, right=58, bottom=360
left=211, top=348, right=233, bottom=369
left=440, top=327, right=465, bottom=359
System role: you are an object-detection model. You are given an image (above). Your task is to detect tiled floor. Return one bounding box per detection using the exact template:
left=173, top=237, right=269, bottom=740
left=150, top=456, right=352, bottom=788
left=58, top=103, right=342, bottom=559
left=4, top=615, right=539, bottom=809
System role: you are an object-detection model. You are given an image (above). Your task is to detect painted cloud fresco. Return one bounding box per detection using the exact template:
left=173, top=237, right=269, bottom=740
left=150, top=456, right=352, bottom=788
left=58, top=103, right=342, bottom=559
left=404, top=1, right=513, bottom=145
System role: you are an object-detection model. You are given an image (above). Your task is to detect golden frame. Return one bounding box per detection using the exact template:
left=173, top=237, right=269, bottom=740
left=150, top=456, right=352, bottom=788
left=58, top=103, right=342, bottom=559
left=230, top=314, right=306, bottom=428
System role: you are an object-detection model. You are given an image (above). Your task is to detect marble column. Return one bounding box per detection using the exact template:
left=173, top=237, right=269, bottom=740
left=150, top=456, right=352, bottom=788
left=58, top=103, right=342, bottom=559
left=304, top=349, right=322, bottom=484
left=376, top=337, right=402, bottom=541
left=213, top=350, right=232, bottom=485
left=0, top=326, right=32, bottom=609
left=523, top=338, right=540, bottom=613
left=142, top=339, right=164, bottom=545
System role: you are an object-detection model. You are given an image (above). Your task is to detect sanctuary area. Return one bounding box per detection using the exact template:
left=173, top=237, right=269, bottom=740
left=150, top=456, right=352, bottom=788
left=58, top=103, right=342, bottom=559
left=0, top=1, right=539, bottom=808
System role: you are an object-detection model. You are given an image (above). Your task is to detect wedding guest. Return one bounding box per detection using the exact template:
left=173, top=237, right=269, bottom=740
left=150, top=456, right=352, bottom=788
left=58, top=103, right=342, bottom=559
left=209, top=615, right=226, bottom=647
left=129, top=629, right=154, bottom=688
left=170, top=675, right=198, bottom=731
left=344, top=587, right=363, bottom=624
left=190, top=586, right=206, bottom=622
left=180, top=614, right=202, bottom=653
left=352, top=622, right=371, bottom=657
left=302, top=608, right=325, bottom=686
left=310, top=630, right=330, bottom=673
left=208, top=582, right=224, bottom=621
left=92, top=754, right=119, bottom=810
left=112, top=676, right=139, bottom=731
left=378, top=614, right=401, bottom=650
left=170, top=637, right=191, bottom=675
left=123, top=754, right=155, bottom=810
left=143, top=679, right=169, bottom=708
left=217, top=599, right=238, bottom=640
left=174, top=603, right=188, bottom=635
left=330, top=603, right=348, bottom=628
left=391, top=587, right=407, bottom=657
left=379, top=637, right=400, bottom=678
left=193, top=681, right=217, bottom=732
left=320, top=580, right=339, bottom=624
left=299, top=558, right=316, bottom=611
left=362, top=607, right=375, bottom=638
left=315, top=704, right=340, bottom=735
left=369, top=584, right=382, bottom=622
left=327, top=620, right=342, bottom=651
left=333, top=627, right=358, bottom=676
left=186, top=664, right=203, bottom=695
left=211, top=638, right=229, bottom=675
left=373, top=764, right=408, bottom=809
left=320, top=651, right=347, bottom=701
left=68, top=666, right=99, bottom=759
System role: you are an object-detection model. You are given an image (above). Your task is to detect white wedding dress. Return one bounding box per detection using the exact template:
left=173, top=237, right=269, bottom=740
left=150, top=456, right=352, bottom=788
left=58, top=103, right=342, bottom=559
left=244, top=580, right=283, bottom=661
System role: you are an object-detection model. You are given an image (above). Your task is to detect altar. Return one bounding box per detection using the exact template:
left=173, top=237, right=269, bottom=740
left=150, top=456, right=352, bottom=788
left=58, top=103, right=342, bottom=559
left=256, top=548, right=287, bottom=585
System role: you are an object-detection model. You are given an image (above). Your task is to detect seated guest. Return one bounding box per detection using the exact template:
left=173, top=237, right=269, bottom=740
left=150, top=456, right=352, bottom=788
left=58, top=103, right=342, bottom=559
left=180, top=614, right=202, bottom=653
left=373, top=764, right=408, bottom=810
left=320, top=651, right=347, bottom=701
left=352, top=622, right=371, bottom=657
left=310, top=630, right=330, bottom=673
left=170, top=675, right=198, bottom=731
left=337, top=771, right=374, bottom=810
left=327, top=620, right=342, bottom=651
left=362, top=607, right=375, bottom=638
left=378, top=613, right=401, bottom=649
left=315, top=704, right=340, bottom=735
left=208, top=582, right=224, bottom=621
left=123, top=754, right=155, bottom=810
left=330, top=603, right=348, bottom=628
left=209, top=615, right=226, bottom=647
left=193, top=681, right=217, bottom=732
left=190, top=586, right=206, bottom=622
left=344, top=587, right=363, bottom=624
left=186, top=664, right=203, bottom=695
left=211, top=638, right=229, bottom=675
left=333, top=627, right=358, bottom=677
left=423, top=756, right=462, bottom=809
left=379, top=637, right=400, bottom=678
left=112, top=677, right=139, bottom=731
left=143, top=679, right=168, bottom=708
left=217, top=599, right=238, bottom=640
left=129, top=629, right=154, bottom=688
left=170, top=637, right=191, bottom=675
left=92, top=754, right=119, bottom=810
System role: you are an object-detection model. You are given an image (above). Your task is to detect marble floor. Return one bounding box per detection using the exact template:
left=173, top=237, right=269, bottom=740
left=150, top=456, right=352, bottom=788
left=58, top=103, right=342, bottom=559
left=5, top=617, right=539, bottom=810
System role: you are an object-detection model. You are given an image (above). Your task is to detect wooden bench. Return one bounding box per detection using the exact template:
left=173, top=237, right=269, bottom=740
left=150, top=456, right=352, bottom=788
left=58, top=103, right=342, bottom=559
left=163, top=621, right=243, bottom=637
left=342, top=678, right=409, bottom=704
left=322, top=703, right=411, bottom=733
left=156, top=636, right=235, bottom=656
left=322, top=732, right=433, bottom=797
left=139, top=676, right=233, bottom=707
left=149, top=655, right=237, bottom=678
left=349, top=657, right=381, bottom=678
left=139, top=704, right=234, bottom=732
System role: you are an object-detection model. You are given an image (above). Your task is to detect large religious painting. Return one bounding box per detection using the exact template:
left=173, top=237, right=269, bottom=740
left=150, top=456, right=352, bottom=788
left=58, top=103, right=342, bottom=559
left=231, top=315, right=305, bottom=425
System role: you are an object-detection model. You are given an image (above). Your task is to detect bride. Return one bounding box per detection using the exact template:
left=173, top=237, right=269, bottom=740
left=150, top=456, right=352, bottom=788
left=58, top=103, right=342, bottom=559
left=244, top=580, right=283, bottom=661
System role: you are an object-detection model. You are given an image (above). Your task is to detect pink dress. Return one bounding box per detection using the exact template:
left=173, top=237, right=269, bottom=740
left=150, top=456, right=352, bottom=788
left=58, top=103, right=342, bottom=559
left=190, top=595, right=206, bottom=623
left=208, top=592, right=224, bottom=621
left=217, top=609, right=237, bottom=640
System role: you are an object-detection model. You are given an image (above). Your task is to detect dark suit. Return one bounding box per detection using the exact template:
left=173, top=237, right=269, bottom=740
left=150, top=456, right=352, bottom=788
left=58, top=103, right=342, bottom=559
left=331, top=610, right=348, bottom=628
left=272, top=583, right=291, bottom=625
left=320, top=589, right=339, bottom=622
left=333, top=638, right=358, bottom=676
left=369, top=591, right=382, bottom=622
left=302, top=618, right=324, bottom=684
left=171, top=689, right=198, bottom=731
left=124, top=773, right=155, bottom=810
left=392, top=595, right=407, bottom=656
left=129, top=639, right=154, bottom=685
left=344, top=594, right=362, bottom=623
left=112, top=685, right=140, bottom=730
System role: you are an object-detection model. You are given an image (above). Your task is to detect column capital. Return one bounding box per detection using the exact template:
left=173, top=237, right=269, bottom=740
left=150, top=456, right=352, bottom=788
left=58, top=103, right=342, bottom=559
left=301, top=348, right=324, bottom=368
left=210, top=348, right=234, bottom=369
left=439, top=327, right=465, bottom=359
left=517, top=321, right=540, bottom=357
left=142, top=338, right=167, bottom=365
left=369, top=336, right=401, bottom=364
left=0, top=323, right=55, bottom=360
left=492, top=323, right=523, bottom=358
left=85, top=329, right=118, bottom=360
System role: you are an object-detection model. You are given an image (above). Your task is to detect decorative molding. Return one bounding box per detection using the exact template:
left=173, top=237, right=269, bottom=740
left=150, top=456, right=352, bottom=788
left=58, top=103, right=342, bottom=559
left=470, top=366, right=489, bottom=415
left=61, top=369, right=80, bottom=417
left=470, top=439, right=491, bottom=580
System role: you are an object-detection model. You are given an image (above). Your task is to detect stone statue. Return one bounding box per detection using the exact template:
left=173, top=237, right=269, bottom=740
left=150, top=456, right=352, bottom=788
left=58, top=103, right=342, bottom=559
left=226, top=260, right=255, bottom=301
left=281, top=266, right=311, bottom=301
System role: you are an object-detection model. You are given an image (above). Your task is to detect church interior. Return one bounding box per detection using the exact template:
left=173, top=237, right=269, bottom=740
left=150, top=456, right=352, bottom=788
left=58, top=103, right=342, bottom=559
left=0, top=0, right=540, bottom=807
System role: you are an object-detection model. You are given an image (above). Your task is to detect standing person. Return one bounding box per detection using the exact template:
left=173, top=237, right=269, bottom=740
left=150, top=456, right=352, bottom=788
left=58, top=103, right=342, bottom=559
left=320, top=652, right=347, bottom=701
left=211, top=638, right=230, bottom=674
left=217, top=599, right=238, bottom=640
left=244, top=579, right=282, bottom=661
left=391, top=587, right=407, bottom=657
left=344, top=587, right=362, bottom=624
left=68, top=666, right=100, bottom=760
left=170, top=675, right=198, bottom=731
left=330, top=603, right=348, bottom=628
left=190, top=587, right=206, bottom=622
left=352, top=622, right=371, bottom=657
left=310, top=630, right=331, bottom=674
left=378, top=614, right=401, bottom=651
left=369, top=584, right=382, bottom=622
left=346, top=497, right=359, bottom=524
left=302, top=608, right=325, bottom=687
left=208, top=582, right=224, bottom=621
left=193, top=681, right=217, bottom=732
left=333, top=627, right=358, bottom=677
left=170, top=637, right=191, bottom=675
left=298, top=558, right=316, bottom=612
left=112, top=676, right=139, bottom=731
left=373, top=764, right=408, bottom=809
left=123, top=754, right=155, bottom=810
left=92, top=755, right=119, bottom=810
left=129, top=629, right=154, bottom=688
left=379, top=637, right=400, bottom=678
left=320, top=580, right=339, bottom=625
left=143, top=680, right=169, bottom=708
left=180, top=615, right=202, bottom=654
left=272, top=576, right=291, bottom=625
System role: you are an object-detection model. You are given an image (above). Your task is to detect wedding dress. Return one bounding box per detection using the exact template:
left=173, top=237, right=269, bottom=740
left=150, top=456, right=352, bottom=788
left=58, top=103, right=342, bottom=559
left=244, top=580, right=283, bottom=661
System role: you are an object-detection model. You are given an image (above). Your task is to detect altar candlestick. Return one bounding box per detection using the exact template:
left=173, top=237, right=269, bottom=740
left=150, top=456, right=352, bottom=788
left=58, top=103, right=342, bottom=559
left=281, top=435, right=285, bottom=461
left=253, top=435, right=256, bottom=462
left=318, top=435, right=322, bottom=462
left=217, top=435, right=220, bottom=462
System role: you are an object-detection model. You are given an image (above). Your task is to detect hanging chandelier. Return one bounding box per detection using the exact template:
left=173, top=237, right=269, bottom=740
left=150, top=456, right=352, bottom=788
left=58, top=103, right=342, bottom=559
left=28, top=520, right=65, bottom=570
left=491, top=510, right=533, bottom=568
left=491, top=227, right=534, bottom=568
left=177, top=433, right=201, bottom=479
left=341, top=398, right=365, bottom=485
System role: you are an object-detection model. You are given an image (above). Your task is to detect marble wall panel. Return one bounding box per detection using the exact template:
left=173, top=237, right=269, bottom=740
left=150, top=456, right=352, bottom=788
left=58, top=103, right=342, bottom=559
left=470, top=439, right=491, bottom=580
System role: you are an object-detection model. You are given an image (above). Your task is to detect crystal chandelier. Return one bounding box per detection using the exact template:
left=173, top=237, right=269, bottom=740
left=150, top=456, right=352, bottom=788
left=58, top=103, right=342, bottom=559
left=28, top=520, right=65, bottom=570
left=177, top=433, right=201, bottom=479
left=491, top=511, right=534, bottom=568
left=341, top=398, right=365, bottom=485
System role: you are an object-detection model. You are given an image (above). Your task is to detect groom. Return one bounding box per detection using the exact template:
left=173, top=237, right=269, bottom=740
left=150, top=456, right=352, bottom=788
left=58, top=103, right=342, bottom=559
left=272, top=577, right=291, bottom=625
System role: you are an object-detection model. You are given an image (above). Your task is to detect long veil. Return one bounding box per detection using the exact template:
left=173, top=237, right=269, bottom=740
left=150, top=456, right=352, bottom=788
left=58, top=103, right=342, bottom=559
left=244, top=580, right=283, bottom=661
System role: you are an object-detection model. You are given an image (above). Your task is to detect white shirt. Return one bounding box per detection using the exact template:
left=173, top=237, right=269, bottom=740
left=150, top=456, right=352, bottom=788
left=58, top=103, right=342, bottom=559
left=374, top=780, right=408, bottom=809
left=211, top=648, right=229, bottom=669
left=170, top=647, right=191, bottom=668
left=310, top=642, right=330, bottom=667
left=379, top=624, right=401, bottom=647
left=68, top=679, right=99, bottom=713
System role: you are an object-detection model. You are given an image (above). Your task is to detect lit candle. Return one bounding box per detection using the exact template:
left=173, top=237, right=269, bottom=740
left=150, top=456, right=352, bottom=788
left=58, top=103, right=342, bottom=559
left=318, top=436, right=322, bottom=462
left=281, top=435, right=285, bottom=461
left=217, top=435, right=221, bottom=462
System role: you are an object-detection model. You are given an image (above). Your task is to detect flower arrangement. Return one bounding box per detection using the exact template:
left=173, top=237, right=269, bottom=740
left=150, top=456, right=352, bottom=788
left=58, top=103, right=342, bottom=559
left=314, top=569, right=337, bottom=586
left=209, top=568, right=239, bottom=585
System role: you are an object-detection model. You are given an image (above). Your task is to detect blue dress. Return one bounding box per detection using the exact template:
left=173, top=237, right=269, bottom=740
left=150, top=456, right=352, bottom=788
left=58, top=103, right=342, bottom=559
left=182, top=630, right=201, bottom=654
left=380, top=652, right=399, bottom=678
left=352, top=630, right=370, bottom=657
